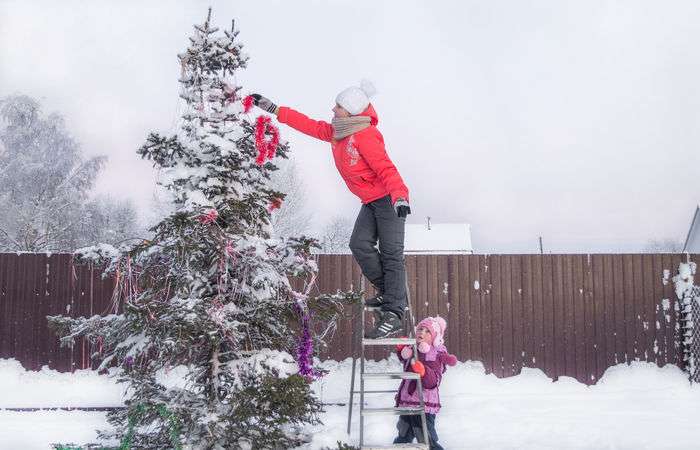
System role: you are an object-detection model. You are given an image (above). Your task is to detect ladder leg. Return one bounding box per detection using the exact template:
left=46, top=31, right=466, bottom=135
left=406, top=275, right=431, bottom=447
left=359, top=302, right=366, bottom=446
left=414, top=364, right=431, bottom=447
left=346, top=304, right=358, bottom=434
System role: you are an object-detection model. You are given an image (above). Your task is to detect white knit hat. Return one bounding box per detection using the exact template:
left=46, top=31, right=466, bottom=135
left=335, top=79, right=377, bottom=115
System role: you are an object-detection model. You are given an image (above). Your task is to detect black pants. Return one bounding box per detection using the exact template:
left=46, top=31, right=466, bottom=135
left=349, top=195, right=407, bottom=317
left=394, top=413, right=444, bottom=450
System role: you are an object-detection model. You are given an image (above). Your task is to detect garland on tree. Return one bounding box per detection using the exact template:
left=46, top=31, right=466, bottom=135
left=243, top=95, right=280, bottom=165
left=254, top=116, right=280, bottom=165
left=121, top=404, right=182, bottom=450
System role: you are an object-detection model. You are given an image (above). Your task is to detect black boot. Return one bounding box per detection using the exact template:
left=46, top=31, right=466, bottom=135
left=365, top=310, right=402, bottom=339
left=364, top=294, right=384, bottom=308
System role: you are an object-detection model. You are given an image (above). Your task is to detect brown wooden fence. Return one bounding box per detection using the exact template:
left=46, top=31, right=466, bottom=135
left=0, top=253, right=116, bottom=372
left=0, top=253, right=696, bottom=384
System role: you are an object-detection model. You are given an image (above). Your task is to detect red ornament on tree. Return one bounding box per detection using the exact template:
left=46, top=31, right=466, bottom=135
left=267, top=197, right=283, bottom=213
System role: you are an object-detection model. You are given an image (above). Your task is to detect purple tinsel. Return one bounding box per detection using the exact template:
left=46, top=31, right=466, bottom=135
left=293, top=301, right=319, bottom=380
left=124, top=355, right=134, bottom=368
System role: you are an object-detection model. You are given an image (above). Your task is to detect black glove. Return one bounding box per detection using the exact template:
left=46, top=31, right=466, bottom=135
left=394, top=198, right=411, bottom=218
left=250, top=93, right=278, bottom=114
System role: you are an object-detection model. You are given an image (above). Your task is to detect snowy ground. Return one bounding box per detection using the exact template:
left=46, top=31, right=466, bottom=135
left=1, top=357, right=699, bottom=449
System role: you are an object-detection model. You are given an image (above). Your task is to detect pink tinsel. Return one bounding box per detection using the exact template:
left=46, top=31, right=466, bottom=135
left=197, top=209, right=219, bottom=224
left=254, top=116, right=280, bottom=166
left=223, top=83, right=236, bottom=105
left=224, top=240, right=234, bottom=256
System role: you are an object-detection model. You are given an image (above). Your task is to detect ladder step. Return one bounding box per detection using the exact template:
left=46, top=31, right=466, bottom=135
left=362, top=337, right=416, bottom=346
left=361, top=407, right=424, bottom=416
left=353, top=389, right=397, bottom=394
left=362, top=372, right=420, bottom=381
left=361, top=445, right=428, bottom=450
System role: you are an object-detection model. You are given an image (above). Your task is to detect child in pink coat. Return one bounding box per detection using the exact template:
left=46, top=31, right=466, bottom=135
left=394, top=316, right=457, bottom=449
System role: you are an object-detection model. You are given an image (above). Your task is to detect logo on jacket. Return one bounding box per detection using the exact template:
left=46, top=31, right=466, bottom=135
left=346, top=136, right=359, bottom=166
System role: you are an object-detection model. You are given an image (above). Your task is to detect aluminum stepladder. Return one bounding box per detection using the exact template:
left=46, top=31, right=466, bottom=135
left=346, top=279, right=430, bottom=449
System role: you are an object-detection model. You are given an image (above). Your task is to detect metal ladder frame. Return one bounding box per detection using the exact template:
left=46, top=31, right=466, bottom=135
left=346, top=279, right=430, bottom=449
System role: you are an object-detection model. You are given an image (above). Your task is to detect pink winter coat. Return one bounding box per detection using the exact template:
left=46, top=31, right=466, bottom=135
left=395, top=346, right=453, bottom=415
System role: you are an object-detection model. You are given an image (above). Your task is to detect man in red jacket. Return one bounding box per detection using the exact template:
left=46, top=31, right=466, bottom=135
left=251, top=81, right=410, bottom=339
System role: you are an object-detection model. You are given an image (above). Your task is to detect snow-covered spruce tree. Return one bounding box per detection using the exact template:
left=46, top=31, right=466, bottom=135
left=48, top=10, right=348, bottom=449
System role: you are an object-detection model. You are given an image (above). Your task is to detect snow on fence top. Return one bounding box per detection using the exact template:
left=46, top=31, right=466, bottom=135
left=404, top=223, right=472, bottom=254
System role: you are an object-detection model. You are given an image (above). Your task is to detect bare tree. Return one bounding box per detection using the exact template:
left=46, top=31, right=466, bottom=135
left=316, top=215, right=354, bottom=254
left=0, top=95, right=107, bottom=251
left=268, top=157, right=311, bottom=238
left=81, top=195, right=142, bottom=246
left=142, top=184, right=176, bottom=232
left=643, top=238, right=684, bottom=253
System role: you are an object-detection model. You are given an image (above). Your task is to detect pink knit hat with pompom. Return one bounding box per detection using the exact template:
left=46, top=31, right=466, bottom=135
left=417, top=316, right=447, bottom=348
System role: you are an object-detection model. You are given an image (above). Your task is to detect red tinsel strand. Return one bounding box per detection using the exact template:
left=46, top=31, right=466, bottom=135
left=254, top=116, right=280, bottom=166
left=242, top=95, right=254, bottom=113
left=266, top=129, right=279, bottom=160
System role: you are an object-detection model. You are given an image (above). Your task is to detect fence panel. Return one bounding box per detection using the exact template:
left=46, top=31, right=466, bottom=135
left=1, top=253, right=697, bottom=384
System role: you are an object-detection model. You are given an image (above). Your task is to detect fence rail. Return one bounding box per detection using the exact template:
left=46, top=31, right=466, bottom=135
left=0, top=253, right=695, bottom=384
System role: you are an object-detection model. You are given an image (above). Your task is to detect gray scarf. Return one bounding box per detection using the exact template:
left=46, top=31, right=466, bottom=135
left=332, top=116, right=371, bottom=140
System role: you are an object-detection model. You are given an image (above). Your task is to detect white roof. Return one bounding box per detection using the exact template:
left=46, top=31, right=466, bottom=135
left=683, top=205, right=700, bottom=252
left=405, top=223, right=472, bottom=254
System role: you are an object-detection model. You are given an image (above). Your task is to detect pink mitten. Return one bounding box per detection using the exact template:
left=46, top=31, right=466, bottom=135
left=400, top=346, right=413, bottom=360
left=418, top=341, right=431, bottom=354
left=439, top=352, right=458, bottom=366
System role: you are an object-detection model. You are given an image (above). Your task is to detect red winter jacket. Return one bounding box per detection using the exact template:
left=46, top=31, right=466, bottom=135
left=276, top=104, right=409, bottom=205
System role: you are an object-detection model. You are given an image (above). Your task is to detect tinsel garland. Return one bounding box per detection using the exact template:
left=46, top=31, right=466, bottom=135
left=120, top=403, right=182, bottom=450
left=254, top=116, right=279, bottom=165
left=197, top=209, right=219, bottom=224
left=242, top=95, right=280, bottom=165
left=293, top=302, right=318, bottom=380
left=292, top=283, right=320, bottom=380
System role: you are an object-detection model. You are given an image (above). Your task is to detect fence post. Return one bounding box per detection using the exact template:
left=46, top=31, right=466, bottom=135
left=673, top=259, right=700, bottom=383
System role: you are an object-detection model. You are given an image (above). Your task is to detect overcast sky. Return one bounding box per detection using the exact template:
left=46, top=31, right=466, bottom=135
left=1, top=0, right=699, bottom=252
